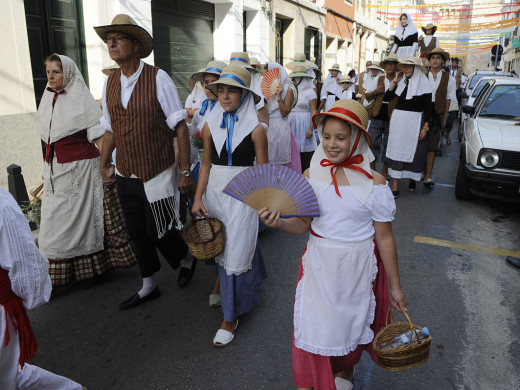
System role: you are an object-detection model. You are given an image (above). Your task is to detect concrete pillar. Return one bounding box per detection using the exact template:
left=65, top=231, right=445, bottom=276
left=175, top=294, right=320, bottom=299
left=214, top=2, right=244, bottom=62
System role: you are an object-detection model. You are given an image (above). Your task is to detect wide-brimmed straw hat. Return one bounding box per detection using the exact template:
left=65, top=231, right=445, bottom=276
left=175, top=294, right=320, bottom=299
left=192, top=61, right=227, bottom=83
left=328, top=63, right=341, bottom=72
left=102, top=63, right=119, bottom=76
left=206, top=64, right=261, bottom=104
left=421, top=23, right=437, bottom=35
left=286, top=53, right=315, bottom=70
left=94, top=14, right=153, bottom=58
left=312, top=99, right=371, bottom=146
left=426, top=47, right=450, bottom=62
left=380, top=53, right=399, bottom=68
left=229, top=52, right=253, bottom=69
left=288, top=65, right=313, bottom=78
left=366, top=62, right=384, bottom=72
left=338, top=75, right=354, bottom=84
left=398, top=56, right=427, bottom=75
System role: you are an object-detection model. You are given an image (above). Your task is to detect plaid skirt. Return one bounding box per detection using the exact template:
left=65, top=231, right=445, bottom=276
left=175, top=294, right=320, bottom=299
left=48, top=183, right=138, bottom=286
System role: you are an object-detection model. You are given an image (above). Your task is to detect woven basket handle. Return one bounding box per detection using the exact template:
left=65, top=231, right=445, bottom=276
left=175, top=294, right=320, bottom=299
left=387, top=307, right=420, bottom=343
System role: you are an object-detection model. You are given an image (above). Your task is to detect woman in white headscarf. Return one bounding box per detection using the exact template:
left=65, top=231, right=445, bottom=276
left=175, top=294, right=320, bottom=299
left=265, top=62, right=295, bottom=167
left=392, top=13, right=419, bottom=60
left=192, top=64, right=268, bottom=348
left=37, top=54, right=137, bottom=288
left=288, top=65, right=318, bottom=172
left=361, top=63, right=384, bottom=107
left=384, top=57, right=432, bottom=198
left=319, top=64, right=342, bottom=112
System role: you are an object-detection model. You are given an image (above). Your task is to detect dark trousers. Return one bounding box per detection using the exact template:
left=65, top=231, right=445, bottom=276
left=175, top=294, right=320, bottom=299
left=116, top=175, right=188, bottom=278
left=426, top=109, right=443, bottom=152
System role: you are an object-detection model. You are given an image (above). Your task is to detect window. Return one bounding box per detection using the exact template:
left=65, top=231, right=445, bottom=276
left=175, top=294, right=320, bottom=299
left=305, top=27, right=322, bottom=72
left=243, top=11, right=247, bottom=52
left=275, top=18, right=283, bottom=65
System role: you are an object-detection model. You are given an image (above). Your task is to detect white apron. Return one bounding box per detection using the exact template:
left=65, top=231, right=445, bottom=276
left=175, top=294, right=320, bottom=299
left=294, top=234, right=377, bottom=356
left=386, top=109, right=422, bottom=163
left=204, top=165, right=259, bottom=275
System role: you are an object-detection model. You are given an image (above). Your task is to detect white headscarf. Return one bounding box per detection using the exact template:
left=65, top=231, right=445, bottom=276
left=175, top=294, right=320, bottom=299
left=206, top=91, right=259, bottom=159
left=310, top=120, right=375, bottom=205
left=265, top=62, right=290, bottom=99
left=322, top=70, right=343, bottom=96
left=394, top=13, right=418, bottom=41
left=37, top=55, right=102, bottom=143
left=185, top=81, right=206, bottom=109
left=395, top=65, right=432, bottom=100
left=362, top=69, right=384, bottom=106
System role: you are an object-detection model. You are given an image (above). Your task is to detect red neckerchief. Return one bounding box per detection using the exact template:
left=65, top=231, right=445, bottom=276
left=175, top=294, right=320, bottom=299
left=46, top=87, right=66, bottom=108
left=319, top=132, right=373, bottom=197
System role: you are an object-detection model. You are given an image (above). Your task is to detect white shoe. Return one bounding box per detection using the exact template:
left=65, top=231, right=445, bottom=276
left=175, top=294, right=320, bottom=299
left=213, top=320, right=238, bottom=348
left=209, top=293, right=221, bottom=308
left=335, top=376, right=353, bottom=390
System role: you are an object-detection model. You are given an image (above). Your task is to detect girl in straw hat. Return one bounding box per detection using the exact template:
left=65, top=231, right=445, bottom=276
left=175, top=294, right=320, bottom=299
left=319, top=64, right=342, bottom=112
left=258, top=99, right=407, bottom=389
left=385, top=57, right=432, bottom=198
left=288, top=65, right=318, bottom=172
left=391, top=13, right=419, bottom=61
left=338, top=75, right=356, bottom=100
left=192, top=65, right=268, bottom=348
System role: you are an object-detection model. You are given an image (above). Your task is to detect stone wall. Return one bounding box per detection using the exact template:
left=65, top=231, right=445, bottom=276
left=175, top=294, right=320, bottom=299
left=0, top=113, right=43, bottom=190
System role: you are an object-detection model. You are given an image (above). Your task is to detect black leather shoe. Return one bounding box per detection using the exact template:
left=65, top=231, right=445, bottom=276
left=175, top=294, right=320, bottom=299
left=119, top=286, right=160, bottom=310
left=506, top=256, right=520, bottom=271
left=177, top=259, right=197, bottom=288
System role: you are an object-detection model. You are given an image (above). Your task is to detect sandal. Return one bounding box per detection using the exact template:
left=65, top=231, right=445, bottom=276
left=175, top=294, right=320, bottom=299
left=209, top=293, right=221, bottom=308
left=392, top=190, right=399, bottom=199
left=334, top=376, right=353, bottom=390
left=213, top=319, right=238, bottom=348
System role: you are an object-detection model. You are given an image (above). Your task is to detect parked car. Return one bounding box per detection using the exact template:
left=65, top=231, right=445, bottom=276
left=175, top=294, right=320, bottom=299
left=458, top=71, right=515, bottom=137
left=456, top=78, right=520, bottom=202
left=458, top=76, right=511, bottom=141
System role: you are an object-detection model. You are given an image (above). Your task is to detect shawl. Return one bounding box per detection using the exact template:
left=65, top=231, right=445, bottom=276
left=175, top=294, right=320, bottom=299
left=206, top=92, right=259, bottom=159
left=310, top=123, right=375, bottom=205
left=322, top=71, right=343, bottom=96
left=394, top=13, right=418, bottom=42
left=395, top=66, right=432, bottom=100
left=37, top=55, right=102, bottom=143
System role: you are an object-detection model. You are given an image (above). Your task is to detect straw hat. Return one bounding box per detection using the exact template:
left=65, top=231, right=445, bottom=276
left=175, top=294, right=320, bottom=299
left=94, top=14, right=153, bottom=58
left=366, top=62, right=384, bottom=72
left=206, top=64, right=261, bottom=104
left=102, top=63, right=119, bottom=76
left=286, top=53, right=314, bottom=70
left=312, top=99, right=371, bottom=145
left=398, top=56, right=427, bottom=75
left=229, top=52, right=253, bottom=69
left=426, top=48, right=450, bottom=62
left=421, top=23, right=437, bottom=35
left=328, top=63, right=341, bottom=72
left=380, top=53, right=399, bottom=68
left=288, top=65, right=313, bottom=78
left=192, top=61, right=227, bottom=83
left=338, top=75, right=353, bottom=84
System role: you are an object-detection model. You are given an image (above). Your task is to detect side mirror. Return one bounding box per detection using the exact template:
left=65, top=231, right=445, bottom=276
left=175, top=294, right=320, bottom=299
left=460, top=92, right=469, bottom=99
left=462, top=105, right=474, bottom=115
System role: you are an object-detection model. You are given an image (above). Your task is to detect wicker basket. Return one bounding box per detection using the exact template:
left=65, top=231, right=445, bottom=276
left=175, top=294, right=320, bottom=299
left=373, top=308, right=431, bottom=371
left=183, top=217, right=225, bottom=260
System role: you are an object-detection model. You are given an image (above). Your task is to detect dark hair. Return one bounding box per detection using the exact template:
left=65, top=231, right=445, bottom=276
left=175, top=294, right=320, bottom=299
left=400, top=13, right=408, bottom=20
left=348, top=69, right=356, bottom=77
left=44, top=53, right=62, bottom=68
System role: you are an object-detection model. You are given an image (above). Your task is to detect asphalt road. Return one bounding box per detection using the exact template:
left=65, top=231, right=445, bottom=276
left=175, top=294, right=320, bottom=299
left=29, top=131, right=520, bottom=390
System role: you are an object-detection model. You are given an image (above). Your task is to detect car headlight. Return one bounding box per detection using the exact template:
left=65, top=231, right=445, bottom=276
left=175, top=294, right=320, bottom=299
left=479, top=149, right=500, bottom=168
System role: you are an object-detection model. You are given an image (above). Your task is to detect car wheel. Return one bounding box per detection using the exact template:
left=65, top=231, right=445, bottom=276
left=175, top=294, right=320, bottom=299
left=455, top=159, right=472, bottom=200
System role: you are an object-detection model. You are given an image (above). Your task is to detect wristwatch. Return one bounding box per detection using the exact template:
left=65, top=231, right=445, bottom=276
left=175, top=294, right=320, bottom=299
left=180, top=170, right=191, bottom=177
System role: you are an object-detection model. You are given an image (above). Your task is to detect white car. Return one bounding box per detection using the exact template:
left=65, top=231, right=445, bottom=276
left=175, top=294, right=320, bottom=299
left=456, top=78, right=520, bottom=202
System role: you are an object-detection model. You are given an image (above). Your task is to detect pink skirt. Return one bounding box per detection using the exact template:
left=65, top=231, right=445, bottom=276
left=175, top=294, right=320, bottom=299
left=292, top=241, right=390, bottom=389
left=284, top=131, right=302, bottom=173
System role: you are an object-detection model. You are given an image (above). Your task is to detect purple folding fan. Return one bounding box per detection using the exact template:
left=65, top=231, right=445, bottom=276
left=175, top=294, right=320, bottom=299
left=222, top=164, right=320, bottom=218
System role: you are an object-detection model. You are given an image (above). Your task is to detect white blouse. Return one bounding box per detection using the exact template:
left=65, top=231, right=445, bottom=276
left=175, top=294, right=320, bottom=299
left=311, top=184, right=396, bottom=242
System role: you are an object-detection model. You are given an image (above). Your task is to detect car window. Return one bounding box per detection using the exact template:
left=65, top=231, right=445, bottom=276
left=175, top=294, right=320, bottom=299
left=469, top=75, right=485, bottom=90
left=478, top=84, right=520, bottom=120
left=472, top=80, right=490, bottom=97
left=472, top=83, right=492, bottom=112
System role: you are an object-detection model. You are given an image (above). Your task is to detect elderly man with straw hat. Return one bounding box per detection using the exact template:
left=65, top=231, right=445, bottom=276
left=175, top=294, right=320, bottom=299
left=95, top=14, right=195, bottom=309
left=366, top=53, right=400, bottom=178
left=423, top=48, right=456, bottom=187
left=418, top=23, right=440, bottom=66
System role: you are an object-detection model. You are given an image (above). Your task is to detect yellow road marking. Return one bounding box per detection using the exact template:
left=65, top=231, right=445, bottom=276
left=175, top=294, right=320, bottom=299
left=413, top=236, right=520, bottom=258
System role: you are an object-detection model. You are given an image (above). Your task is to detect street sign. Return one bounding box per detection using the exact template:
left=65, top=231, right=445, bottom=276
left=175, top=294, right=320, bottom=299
left=512, top=37, right=520, bottom=49
left=491, top=44, right=504, bottom=55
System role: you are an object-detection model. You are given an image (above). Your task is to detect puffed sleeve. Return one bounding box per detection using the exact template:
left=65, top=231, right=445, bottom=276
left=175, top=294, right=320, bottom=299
left=0, top=189, right=52, bottom=309
left=365, top=185, right=396, bottom=222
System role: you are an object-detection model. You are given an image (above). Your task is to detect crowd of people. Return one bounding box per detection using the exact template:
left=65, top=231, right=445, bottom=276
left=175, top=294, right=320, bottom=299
left=1, top=10, right=474, bottom=390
